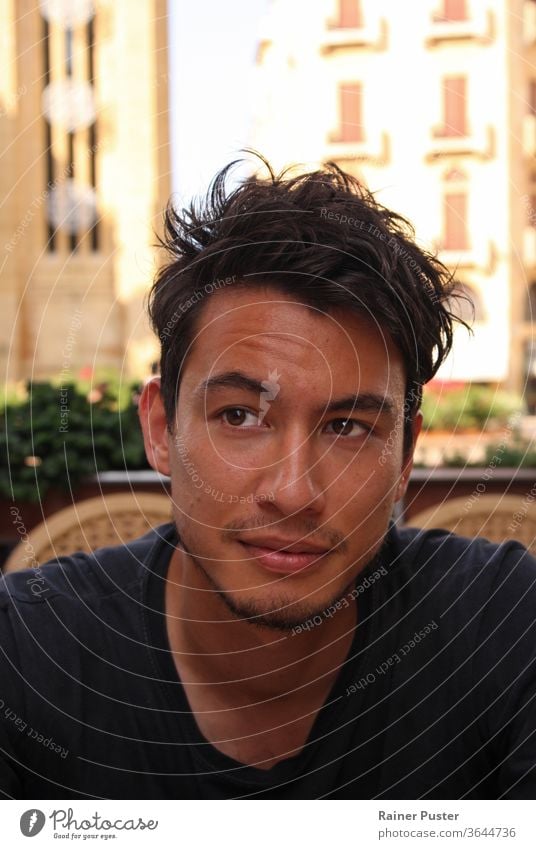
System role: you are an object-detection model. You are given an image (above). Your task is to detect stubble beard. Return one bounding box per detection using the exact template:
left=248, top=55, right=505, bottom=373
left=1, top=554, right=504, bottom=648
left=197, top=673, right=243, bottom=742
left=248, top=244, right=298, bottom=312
left=175, top=530, right=383, bottom=633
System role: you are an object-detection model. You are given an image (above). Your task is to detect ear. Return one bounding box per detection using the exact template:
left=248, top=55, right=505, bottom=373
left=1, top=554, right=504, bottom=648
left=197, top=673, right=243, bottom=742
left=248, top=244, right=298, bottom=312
left=138, top=377, right=171, bottom=476
left=394, top=410, right=422, bottom=503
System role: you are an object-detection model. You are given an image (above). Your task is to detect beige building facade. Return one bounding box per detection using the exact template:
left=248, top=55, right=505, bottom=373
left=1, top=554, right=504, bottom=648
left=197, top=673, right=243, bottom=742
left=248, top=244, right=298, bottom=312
left=254, top=0, right=536, bottom=410
left=0, top=0, right=170, bottom=382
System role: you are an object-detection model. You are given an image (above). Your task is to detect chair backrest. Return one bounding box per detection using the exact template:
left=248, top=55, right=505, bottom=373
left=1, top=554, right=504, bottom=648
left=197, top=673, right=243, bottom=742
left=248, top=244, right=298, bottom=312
left=408, top=493, right=536, bottom=554
left=3, top=492, right=172, bottom=573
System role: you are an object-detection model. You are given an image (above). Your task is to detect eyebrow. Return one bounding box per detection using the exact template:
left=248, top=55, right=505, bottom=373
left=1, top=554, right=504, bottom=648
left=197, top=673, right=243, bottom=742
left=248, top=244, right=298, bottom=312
left=194, top=370, right=395, bottom=417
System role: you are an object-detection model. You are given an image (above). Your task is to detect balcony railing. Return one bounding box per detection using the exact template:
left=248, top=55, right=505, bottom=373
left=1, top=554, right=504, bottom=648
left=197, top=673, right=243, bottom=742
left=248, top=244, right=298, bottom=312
left=426, top=8, right=494, bottom=44
left=321, top=17, right=386, bottom=52
left=324, top=130, right=389, bottom=165
left=436, top=239, right=496, bottom=273
left=426, top=124, right=495, bottom=160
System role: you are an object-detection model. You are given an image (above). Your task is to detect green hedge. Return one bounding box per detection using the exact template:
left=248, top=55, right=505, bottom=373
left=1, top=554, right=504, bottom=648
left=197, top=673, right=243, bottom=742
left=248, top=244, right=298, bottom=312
left=0, top=381, right=149, bottom=502
left=442, top=440, right=536, bottom=469
left=421, top=385, right=523, bottom=432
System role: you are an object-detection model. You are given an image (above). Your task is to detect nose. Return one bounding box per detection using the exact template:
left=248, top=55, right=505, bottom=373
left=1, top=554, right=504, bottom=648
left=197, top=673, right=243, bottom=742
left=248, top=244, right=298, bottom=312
left=258, top=426, right=327, bottom=516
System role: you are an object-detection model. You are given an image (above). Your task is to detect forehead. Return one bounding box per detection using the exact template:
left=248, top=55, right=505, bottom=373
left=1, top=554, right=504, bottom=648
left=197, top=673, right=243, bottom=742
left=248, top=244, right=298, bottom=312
left=183, top=286, right=406, bottom=400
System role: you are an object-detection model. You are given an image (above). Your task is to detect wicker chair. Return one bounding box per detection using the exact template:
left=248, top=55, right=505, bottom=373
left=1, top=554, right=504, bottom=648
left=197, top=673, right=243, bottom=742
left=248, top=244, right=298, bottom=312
left=408, top=493, right=536, bottom=554
left=4, top=492, right=172, bottom=573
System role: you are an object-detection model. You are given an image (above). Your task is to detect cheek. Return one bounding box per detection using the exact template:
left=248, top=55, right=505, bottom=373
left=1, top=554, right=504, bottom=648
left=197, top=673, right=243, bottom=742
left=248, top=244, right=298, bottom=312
left=169, top=436, right=250, bottom=519
left=181, top=427, right=252, bottom=484
left=168, top=441, right=209, bottom=505
left=338, top=438, right=404, bottom=489
left=341, top=484, right=395, bottom=557
left=344, top=485, right=393, bottom=525
left=337, top=450, right=402, bottom=521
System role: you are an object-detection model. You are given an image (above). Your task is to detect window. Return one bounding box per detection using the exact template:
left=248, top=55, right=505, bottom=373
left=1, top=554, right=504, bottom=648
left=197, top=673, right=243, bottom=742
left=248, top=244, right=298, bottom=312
left=529, top=80, right=536, bottom=115
left=333, top=0, right=362, bottom=28
left=437, top=0, right=468, bottom=21
left=524, top=341, right=536, bottom=414
left=65, top=27, right=73, bottom=77
left=439, top=76, right=467, bottom=137
left=334, top=83, right=364, bottom=142
left=526, top=282, right=536, bottom=321
left=444, top=192, right=469, bottom=250
left=41, top=6, right=98, bottom=253
left=528, top=195, right=536, bottom=227
left=87, top=15, right=98, bottom=251
left=43, top=18, right=55, bottom=252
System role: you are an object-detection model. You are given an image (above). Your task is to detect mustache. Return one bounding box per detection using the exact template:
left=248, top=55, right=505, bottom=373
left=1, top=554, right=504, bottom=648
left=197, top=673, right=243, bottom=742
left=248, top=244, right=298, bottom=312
left=223, top=516, right=347, bottom=552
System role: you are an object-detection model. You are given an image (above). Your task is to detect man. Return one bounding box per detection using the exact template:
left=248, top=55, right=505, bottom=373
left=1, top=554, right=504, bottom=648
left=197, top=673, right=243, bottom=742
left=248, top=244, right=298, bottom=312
left=1, top=158, right=535, bottom=800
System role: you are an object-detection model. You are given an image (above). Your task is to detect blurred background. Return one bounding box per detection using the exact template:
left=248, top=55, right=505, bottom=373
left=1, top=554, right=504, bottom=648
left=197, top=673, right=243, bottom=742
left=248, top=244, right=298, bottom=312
left=2, top=0, right=534, bottom=395
left=1, top=0, right=536, bottom=559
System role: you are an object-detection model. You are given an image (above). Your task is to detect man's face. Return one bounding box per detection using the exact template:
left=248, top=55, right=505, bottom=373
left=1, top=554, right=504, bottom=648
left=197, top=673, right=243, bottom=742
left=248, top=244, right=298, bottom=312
left=141, top=286, right=420, bottom=630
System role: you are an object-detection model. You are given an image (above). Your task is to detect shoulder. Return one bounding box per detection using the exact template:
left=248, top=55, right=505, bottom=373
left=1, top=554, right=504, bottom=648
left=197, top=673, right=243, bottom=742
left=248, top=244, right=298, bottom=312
left=392, top=524, right=535, bottom=581
left=387, top=525, right=536, bottom=615
left=382, top=527, right=536, bottom=693
left=0, top=522, right=176, bottom=610
left=0, top=522, right=176, bottom=675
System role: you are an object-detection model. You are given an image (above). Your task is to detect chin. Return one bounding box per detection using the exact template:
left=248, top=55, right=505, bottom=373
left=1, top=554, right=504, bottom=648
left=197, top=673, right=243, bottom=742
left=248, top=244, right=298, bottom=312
left=198, top=564, right=358, bottom=633
left=211, top=588, right=339, bottom=633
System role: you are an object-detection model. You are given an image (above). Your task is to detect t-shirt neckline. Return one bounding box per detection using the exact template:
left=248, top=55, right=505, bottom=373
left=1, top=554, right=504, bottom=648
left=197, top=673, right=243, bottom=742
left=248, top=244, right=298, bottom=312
left=142, top=522, right=376, bottom=787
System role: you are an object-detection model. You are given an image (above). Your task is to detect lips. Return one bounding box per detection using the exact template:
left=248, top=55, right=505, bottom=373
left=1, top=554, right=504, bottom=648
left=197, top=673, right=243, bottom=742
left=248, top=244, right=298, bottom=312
left=237, top=536, right=331, bottom=574
left=239, top=535, right=329, bottom=554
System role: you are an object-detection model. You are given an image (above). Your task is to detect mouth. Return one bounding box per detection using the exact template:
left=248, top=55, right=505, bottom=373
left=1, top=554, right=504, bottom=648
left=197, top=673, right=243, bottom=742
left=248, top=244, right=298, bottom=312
left=237, top=537, right=332, bottom=575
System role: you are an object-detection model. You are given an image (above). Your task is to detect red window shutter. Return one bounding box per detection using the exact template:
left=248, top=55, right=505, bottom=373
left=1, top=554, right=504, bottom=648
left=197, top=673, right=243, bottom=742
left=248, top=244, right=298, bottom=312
left=339, top=83, right=363, bottom=142
left=530, top=195, right=536, bottom=227
left=526, top=284, right=536, bottom=321
left=444, top=193, right=468, bottom=250
left=338, top=0, right=362, bottom=28
left=443, top=0, right=467, bottom=20
left=530, top=80, right=536, bottom=115
left=443, top=76, right=467, bottom=137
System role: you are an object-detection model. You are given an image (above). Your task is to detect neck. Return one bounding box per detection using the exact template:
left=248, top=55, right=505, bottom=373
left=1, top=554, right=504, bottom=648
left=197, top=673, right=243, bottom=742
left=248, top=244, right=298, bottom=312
left=164, top=546, right=358, bottom=705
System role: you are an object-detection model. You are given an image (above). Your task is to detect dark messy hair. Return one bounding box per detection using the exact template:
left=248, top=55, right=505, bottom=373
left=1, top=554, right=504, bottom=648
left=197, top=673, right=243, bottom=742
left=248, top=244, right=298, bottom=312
left=149, top=154, right=465, bottom=454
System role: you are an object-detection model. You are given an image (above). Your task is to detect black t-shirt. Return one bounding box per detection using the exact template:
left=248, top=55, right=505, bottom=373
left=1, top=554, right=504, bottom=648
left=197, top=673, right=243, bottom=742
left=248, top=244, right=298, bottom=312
left=0, top=522, right=535, bottom=800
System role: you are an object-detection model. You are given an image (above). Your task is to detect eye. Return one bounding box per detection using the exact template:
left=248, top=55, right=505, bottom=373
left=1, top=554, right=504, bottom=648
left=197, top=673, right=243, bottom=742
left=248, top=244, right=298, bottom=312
left=220, top=407, right=260, bottom=428
left=324, top=418, right=368, bottom=437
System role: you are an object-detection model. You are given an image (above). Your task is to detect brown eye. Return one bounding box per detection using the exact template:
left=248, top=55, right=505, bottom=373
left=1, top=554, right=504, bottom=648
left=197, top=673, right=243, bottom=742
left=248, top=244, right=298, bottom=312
left=223, top=407, right=251, bottom=427
left=326, top=418, right=366, bottom=437
left=332, top=418, right=353, bottom=436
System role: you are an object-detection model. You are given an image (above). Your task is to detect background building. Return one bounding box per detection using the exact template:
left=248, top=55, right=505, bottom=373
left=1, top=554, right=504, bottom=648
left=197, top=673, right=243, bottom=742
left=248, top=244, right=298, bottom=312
left=0, top=0, right=170, bottom=382
left=253, top=0, right=536, bottom=410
